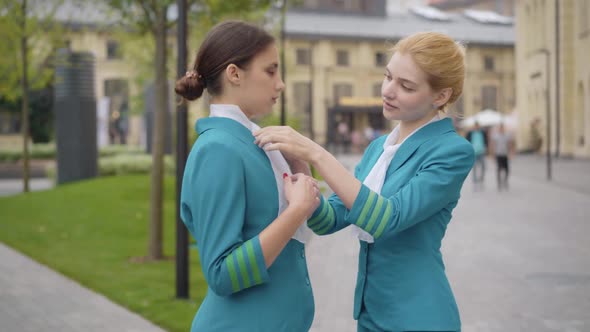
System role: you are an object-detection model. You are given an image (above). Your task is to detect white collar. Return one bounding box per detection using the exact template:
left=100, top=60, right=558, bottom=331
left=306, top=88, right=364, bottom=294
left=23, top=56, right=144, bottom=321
left=383, top=114, right=441, bottom=149
left=209, top=104, right=255, bottom=132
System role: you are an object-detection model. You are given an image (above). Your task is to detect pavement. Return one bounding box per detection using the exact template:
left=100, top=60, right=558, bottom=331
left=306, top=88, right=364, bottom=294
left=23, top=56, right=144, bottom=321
left=0, top=242, right=166, bottom=332
left=1, top=153, right=589, bottom=332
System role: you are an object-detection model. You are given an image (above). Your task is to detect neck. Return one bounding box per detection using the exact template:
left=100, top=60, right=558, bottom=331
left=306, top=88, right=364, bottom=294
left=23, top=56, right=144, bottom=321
left=396, top=111, right=438, bottom=144
left=210, top=96, right=251, bottom=119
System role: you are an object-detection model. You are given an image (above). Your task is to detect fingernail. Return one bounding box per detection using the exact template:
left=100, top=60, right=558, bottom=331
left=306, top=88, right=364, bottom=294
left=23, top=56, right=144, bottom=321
left=283, top=173, right=288, bottom=179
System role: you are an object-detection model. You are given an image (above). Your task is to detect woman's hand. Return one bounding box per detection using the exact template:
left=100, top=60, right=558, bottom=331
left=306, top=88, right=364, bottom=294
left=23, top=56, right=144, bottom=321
left=286, top=158, right=311, bottom=176
left=283, top=173, right=320, bottom=221
left=254, top=126, right=321, bottom=164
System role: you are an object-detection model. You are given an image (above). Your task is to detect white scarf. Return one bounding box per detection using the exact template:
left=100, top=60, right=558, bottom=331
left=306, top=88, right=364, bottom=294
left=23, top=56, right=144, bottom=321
left=352, top=114, right=441, bottom=243
left=209, top=104, right=312, bottom=244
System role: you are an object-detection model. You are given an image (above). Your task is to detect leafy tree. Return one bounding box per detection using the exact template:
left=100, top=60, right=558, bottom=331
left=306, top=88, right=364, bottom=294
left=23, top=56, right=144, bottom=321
left=0, top=0, right=64, bottom=192
left=105, top=0, right=273, bottom=260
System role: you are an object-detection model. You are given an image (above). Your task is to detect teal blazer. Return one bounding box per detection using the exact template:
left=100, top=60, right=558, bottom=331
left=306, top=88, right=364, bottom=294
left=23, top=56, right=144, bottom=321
left=180, top=117, right=314, bottom=332
left=307, top=118, right=474, bottom=331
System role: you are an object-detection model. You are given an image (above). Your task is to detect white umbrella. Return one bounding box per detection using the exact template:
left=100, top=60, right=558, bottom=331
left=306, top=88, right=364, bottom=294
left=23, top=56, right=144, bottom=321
left=460, top=109, right=504, bottom=128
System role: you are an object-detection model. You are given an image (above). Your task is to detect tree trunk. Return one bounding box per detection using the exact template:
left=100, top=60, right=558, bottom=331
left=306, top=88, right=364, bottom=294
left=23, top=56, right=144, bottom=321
left=20, top=0, right=30, bottom=193
left=147, top=6, right=169, bottom=260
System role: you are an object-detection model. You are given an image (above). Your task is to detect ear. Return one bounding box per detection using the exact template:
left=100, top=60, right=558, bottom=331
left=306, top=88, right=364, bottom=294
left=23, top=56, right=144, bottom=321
left=224, top=64, right=241, bottom=86
left=433, top=87, right=453, bottom=108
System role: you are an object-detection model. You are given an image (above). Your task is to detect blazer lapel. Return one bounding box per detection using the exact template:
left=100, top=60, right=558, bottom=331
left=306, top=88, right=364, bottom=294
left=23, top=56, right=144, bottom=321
left=387, top=118, right=456, bottom=174
left=196, top=117, right=270, bottom=162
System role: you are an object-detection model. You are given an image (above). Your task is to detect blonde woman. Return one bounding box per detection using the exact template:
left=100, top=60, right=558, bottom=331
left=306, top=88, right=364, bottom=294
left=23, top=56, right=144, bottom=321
left=255, top=32, right=474, bottom=332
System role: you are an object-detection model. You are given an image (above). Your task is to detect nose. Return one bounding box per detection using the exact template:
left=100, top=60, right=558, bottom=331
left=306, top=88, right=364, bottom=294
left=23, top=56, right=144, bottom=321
left=277, top=77, right=285, bottom=92
left=382, top=80, right=396, bottom=100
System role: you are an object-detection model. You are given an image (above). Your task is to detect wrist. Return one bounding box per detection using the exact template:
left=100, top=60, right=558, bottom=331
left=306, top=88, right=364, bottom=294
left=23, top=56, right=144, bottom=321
left=309, top=145, right=325, bottom=168
left=285, top=204, right=309, bottom=222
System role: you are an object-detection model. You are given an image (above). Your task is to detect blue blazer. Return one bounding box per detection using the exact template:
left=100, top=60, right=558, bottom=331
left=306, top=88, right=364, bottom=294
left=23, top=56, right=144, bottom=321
left=307, top=118, right=474, bottom=331
left=181, top=117, right=314, bottom=331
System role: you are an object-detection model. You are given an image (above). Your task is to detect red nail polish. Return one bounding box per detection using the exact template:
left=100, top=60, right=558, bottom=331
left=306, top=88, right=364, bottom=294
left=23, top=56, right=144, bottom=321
left=283, top=173, right=288, bottom=179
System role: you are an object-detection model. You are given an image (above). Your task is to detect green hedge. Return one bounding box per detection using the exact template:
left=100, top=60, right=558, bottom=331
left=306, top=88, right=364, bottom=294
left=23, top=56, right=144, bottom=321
left=98, top=154, right=175, bottom=176
left=0, top=144, right=145, bottom=162
left=45, top=153, right=175, bottom=180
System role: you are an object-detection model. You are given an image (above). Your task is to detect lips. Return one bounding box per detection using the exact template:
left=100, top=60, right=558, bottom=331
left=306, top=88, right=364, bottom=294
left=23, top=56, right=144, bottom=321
left=383, top=100, right=399, bottom=110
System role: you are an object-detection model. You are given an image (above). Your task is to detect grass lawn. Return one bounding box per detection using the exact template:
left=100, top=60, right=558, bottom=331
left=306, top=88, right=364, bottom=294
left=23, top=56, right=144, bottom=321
left=0, top=174, right=207, bottom=332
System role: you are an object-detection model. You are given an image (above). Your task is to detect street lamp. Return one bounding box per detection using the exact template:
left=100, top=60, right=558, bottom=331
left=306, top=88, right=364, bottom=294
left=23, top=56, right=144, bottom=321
left=279, top=0, right=288, bottom=125
left=529, top=48, right=551, bottom=181
left=175, top=0, right=189, bottom=299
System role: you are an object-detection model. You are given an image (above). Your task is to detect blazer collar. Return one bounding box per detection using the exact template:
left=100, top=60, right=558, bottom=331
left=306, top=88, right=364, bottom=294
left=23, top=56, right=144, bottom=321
left=387, top=117, right=456, bottom=173
left=195, top=117, right=256, bottom=145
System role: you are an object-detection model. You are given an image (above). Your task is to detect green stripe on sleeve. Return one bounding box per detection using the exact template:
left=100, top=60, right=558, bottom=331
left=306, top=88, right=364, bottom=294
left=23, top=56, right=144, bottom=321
left=364, top=195, right=385, bottom=233
left=226, top=255, right=240, bottom=292
left=315, top=218, right=334, bottom=234
left=356, top=191, right=376, bottom=226
left=373, top=200, right=393, bottom=239
left=245, top=241, right=262, bottom=284
left=308, top=200, right=329, bottom=227
left=236, top=247, right=251, bottom=288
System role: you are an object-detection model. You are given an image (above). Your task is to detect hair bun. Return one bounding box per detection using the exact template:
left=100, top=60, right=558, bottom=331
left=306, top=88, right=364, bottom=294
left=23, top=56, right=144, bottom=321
left=175, top=74, right=205, bottom=101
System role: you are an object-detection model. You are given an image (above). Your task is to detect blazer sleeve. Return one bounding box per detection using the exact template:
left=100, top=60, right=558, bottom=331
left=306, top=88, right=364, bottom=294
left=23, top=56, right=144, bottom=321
left=181, top=140, right=270, bottom=296
left=341, top=141, right=474, bottom=240
left=306, top=150, right=372, bottom=235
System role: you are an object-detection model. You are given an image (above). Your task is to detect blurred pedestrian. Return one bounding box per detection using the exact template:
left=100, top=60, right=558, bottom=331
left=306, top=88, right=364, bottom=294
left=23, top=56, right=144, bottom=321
left=465, top=121, right=488, bottom=189
left=490, top=123, right=515, bottom=191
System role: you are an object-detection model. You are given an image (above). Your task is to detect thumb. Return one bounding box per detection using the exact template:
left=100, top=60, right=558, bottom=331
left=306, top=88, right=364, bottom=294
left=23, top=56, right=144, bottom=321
left=282, top=173, right=292, bottom=186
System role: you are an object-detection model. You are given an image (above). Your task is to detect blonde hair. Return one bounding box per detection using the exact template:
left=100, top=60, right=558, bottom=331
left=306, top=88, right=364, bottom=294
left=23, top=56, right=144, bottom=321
left=391, top=32, right=466, bottom=112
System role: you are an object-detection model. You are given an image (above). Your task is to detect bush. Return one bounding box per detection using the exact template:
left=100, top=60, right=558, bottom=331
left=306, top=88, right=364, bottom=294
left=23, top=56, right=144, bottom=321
left=0, top=143, right=147, bottom=162
left=98, top=154, right=175, bottom=176
left=98, top=145, right=145, bottom=157
left=45, top=153, right=175, bottom=181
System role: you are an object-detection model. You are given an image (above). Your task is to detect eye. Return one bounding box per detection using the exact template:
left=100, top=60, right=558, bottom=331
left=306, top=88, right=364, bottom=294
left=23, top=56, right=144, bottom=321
left=383, top=73, right=392, bottom=81
left=402, top=85, right=415, bottom=92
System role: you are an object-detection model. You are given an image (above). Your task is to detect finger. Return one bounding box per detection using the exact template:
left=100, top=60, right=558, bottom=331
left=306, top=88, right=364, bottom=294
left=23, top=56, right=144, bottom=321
left=262, top=142, right=282, bottom=152
left=283, top=172, right=293, bottom=188
left=290, top=173, right=308, bottom=182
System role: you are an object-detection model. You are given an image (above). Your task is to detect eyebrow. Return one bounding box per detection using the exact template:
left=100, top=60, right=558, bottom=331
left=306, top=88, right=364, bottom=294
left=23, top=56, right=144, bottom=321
left=385, top=67, right=417, bottom=86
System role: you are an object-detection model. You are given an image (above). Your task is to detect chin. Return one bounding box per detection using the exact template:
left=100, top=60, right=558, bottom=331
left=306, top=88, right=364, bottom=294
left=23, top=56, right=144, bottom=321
left=382, top=108, right=399, bottom=121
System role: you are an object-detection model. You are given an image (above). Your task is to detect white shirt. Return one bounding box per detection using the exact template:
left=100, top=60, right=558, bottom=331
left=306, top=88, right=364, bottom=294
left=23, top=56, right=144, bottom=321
left=209, top=104, right=312, bottom=243
left=352, top=114, right=442, bottom=243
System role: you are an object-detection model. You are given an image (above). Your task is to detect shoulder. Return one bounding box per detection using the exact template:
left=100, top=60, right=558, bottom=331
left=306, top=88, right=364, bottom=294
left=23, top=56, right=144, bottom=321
left=365, top=135, right=386, bottom=156
left=422, top=131, right=475, bottom=163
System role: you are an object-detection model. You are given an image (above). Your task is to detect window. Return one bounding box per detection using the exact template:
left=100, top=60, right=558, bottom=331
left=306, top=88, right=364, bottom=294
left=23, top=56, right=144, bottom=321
left=481, top=85, right=498, bottom=110
left=104, top=79, right=129, bottom=99
left=484, top=56, right=494, bottom=71
left=293, top=82, right=311, bottom=113
left=294, top=82, right=312, bottom=132
left=372, top=83, right=382, bottom=97
left=296, top=48, right=311, bottom=65
left=336, top=50, right=349, bottom=66
left=579, top=1, right=589, bottom=35
left=375, top=52, right=388, bottom=66
left=106, top=40, right=121, bottom=60
left=333, top=83, right=353, bottom=104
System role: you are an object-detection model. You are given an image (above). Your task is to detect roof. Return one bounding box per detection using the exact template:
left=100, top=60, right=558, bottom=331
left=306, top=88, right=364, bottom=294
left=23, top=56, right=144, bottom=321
left=284, top=9, right=514, bottom=46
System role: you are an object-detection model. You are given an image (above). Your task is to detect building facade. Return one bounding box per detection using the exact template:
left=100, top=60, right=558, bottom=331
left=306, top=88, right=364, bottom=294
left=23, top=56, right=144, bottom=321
left=515, top=0, right=590, bottom=158
left=285, top=1, right=515, bottom=145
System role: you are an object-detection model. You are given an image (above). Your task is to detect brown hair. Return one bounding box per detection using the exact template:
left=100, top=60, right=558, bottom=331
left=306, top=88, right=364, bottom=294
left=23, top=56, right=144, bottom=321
left=175, top=20, right=275, bottom=101
left=392, top=32, right=466, bottom=112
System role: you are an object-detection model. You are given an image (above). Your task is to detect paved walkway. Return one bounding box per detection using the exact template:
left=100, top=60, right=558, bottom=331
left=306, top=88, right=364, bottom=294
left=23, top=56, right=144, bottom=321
left=307, top=153, right=590, bottom=332
left=1, top=154, right=589, bottom=332
left=0, top=178, right=53, bottom=197
left=0, top=243, right=165, bottom=332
